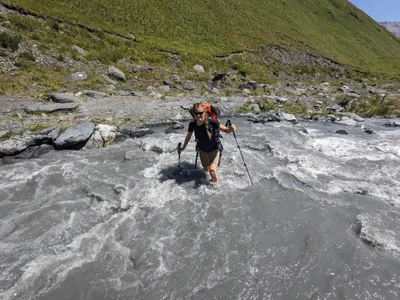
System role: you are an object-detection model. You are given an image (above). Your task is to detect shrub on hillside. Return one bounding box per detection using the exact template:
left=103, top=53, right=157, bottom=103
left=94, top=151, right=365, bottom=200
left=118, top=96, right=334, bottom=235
left=18, top=51, right=36, bottom=61
left=0, top=32, right=21, bottom=52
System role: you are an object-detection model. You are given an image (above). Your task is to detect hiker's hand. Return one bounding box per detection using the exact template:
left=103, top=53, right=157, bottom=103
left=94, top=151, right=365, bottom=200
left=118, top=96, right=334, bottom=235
left=229, top=124, right=236, bottom=133
left=178, top=145, right=184, bottom=154
left=177, top=143, right=183, bottom=154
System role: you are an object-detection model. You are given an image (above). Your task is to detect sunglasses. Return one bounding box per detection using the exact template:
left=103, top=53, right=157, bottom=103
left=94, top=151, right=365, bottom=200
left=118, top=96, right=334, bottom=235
left=194, top=111, right=204, bottom=116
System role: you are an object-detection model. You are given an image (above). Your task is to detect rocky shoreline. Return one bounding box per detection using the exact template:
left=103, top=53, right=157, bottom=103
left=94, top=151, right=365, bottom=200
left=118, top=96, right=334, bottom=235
left=1, top=74, right=400, bottom=162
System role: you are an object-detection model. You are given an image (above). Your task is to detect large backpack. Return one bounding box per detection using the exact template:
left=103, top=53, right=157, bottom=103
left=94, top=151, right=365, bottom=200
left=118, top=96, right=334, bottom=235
left=183, top=104, right=221, bottom=120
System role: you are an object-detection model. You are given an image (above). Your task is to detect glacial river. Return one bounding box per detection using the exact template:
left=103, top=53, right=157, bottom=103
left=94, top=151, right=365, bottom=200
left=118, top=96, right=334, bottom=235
left=1, top=117, right=399, bottom=299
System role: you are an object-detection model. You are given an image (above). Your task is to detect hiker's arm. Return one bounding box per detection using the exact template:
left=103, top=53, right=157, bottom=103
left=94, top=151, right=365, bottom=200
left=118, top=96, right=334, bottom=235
left=220, top=124, right=236, bottom=134
left=181, top=131, right=193, bottom=151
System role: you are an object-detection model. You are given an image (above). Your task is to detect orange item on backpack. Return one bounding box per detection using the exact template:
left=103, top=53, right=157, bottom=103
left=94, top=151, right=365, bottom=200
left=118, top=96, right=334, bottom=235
left=204, top=104, right=219, bottom=120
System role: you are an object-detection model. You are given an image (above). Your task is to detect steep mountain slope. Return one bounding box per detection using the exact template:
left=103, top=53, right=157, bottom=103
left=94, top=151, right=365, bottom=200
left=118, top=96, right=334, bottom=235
left=380, top=22, right=400, bottom=38
left=5, top=0, right=400, bottom=75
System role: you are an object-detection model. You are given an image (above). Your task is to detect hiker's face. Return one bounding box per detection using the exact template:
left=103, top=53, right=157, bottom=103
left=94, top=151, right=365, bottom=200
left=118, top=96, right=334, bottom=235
left=194, top=110, right=205, bottom=119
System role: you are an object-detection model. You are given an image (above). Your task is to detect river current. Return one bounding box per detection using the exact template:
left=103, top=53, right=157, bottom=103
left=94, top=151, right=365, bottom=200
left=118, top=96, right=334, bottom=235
left=0, top=117, right=399, bottom=300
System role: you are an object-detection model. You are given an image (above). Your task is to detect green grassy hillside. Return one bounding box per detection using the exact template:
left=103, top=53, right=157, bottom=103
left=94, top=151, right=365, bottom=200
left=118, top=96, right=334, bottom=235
left=5, top=0, right=400, bottom=75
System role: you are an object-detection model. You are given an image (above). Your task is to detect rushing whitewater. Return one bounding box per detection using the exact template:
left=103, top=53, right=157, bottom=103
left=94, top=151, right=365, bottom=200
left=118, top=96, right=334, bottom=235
left=0, top=118, right=399, bottom=300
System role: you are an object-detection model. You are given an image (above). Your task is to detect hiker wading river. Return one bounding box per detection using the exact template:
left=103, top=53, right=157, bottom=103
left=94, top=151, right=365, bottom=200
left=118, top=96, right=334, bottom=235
left=179, top=102, right=236, bottom=183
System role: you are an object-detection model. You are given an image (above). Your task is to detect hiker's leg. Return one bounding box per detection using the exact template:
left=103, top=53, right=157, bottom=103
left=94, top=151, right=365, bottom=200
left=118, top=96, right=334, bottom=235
left=209, top=165, right=218, bottom=183
left=209, top=150, right=220, bottom=183
left=199, top=150, right=210, bottom=172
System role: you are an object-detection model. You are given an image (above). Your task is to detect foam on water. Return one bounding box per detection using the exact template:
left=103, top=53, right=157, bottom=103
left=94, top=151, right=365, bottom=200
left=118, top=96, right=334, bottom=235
left=267, top=122, right=400, bottom=205
left=358, top=212, right=400, bottom=260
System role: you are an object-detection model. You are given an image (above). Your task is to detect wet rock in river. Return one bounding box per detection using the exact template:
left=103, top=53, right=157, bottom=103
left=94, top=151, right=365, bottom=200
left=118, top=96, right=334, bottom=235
left=85, top=124, right=117, bottom=149
left=54, top=122, right=95, bottom=149
left=0, top=134, right=51, bottom=157
left=335, top=129, right=348, bottom=135
left=383, top=121, right=400, bottom=127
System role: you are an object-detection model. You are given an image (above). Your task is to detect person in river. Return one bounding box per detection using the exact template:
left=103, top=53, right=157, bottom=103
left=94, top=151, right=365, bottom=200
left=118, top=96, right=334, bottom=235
left=179, top=102, right=236, bottom=183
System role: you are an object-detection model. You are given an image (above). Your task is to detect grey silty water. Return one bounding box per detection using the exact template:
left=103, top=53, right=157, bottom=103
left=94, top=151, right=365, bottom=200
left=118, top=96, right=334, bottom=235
left=0, top=118, right=400, bottom=299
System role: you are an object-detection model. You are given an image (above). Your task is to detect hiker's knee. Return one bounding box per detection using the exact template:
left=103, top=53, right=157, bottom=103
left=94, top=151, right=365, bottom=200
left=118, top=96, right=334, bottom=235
left=209, top=166, right=217, bottom=175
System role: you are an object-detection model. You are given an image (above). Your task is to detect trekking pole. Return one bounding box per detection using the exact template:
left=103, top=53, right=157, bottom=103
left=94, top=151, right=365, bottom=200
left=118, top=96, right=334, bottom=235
left=226, top=119, right=254, bottom=186
left=177, top=142, right=182, bottom=168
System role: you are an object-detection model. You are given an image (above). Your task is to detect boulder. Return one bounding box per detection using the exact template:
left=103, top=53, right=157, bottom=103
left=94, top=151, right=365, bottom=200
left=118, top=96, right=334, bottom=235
left=108, top=66, right=125, bottom=81
left=383, top=121, right=400, bottom=128
left=342, top=112, right=364, bottom=122
left=102, top=74, right=117, bottom=85
left=336, top=117, right=358, bottom=126
left=132, top=65, right=140, bottom=73
left=13, top=144, right=54, bottom=160
left=23, top=103, right=78, bottom=113
left=172, top=74, right=181, bottom=83
left=345, top=92, right=360, bottom=99
left=339, top=86, right=353, bottom=93
left=65, top=72, right=87, bottom=81
left=0, top=130, right=10, bottom=140
left=0, top=135, right=50, bottom=157
left=240, top=83, right=254, bottom=90
left=249, top=104, right=261, bottom=113
left=265, top=95, right=288, bottom=103
left=165, top=123, right=184, bottom=134
left=327, top=104, right=344, bottom=113
left=0, top=138, right=29, bottom=157
left=212, top=74, right=227, bottom=83
left=27, top=135, right=51, bottom=146
left=83, top=90, right=107, bottom=99
left=336, top=130, right=348, bottom=135
left=362, top=125, right=374, bottom=134
left=160, top=85, right=170, bottom=92
left=106, top=85, right=116, bottom=92
left=50, top=127, right=62, bottom=143
left=326, top=114, right=337, bottom=123
left=163, top=80, right=173, bottom=86
left=85, top=124, right=117, bottom=149
left=242, top=89, right=251, bottom=95
left=282, top=113, right=297, bottom=124
left=246, top=110, right=282, bottom=123
left=182, top=81, right=196, bottom=90
left=119, top=126, right=154, bottom=140
left=117, top=89, right=137, bottom=96
left=247, top=115, right=264, bottom=124
left=193, top=64, right=205, bottom=74
left=266, top=110, right=282, bottom=122
left=72, top=45, right=88, bottom=55
left=49, top=92, right=78, bottom=103
left=366, top=87, right=389, bottom=95
left=54, top=122, right=95, bottom=149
